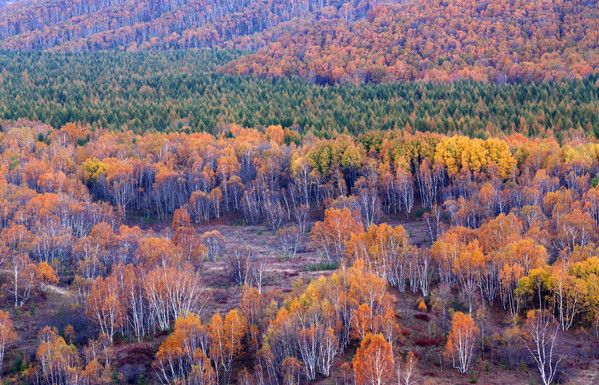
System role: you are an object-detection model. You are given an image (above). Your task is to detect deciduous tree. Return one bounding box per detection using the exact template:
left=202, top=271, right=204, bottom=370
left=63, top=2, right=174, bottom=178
left=522, top=310, right=563, bottom=385
left=311, top=208, right=364, bottom=262
left=0, top=311, right=17, bottom=373
left=445, top=312, right=479, bottom=374
left=86, top=275, right=124, bottom=342
left=353, top=333, right=395, bottom=385
left=155, top=313, right=214, bottom=385
left=209, top=309, right=247, bottom=384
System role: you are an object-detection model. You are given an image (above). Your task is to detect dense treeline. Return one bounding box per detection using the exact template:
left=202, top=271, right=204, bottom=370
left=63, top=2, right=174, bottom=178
left=227, top=0, right=598, bottom=83
left=0, top=0, right=595, bottom=83
left=0, top=51, right=597, bottom=138
left=0, top=0, right=379, bottom=51
left=0, top=120, right=597, bottom=383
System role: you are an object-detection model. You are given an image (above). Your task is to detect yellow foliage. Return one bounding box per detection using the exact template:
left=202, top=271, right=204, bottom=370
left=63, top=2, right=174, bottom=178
left=81, top=158, right=108, bottom=182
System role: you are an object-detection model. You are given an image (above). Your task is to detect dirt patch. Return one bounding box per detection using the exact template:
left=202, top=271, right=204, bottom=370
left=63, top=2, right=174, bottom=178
left=192, top=220, right=330, bottom=312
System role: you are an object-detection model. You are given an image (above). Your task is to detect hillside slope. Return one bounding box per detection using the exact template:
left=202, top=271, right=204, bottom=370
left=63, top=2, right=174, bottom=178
left=224, top=0, right=599, bottom=83
left=0, top=0, right=597, bottom=83
left=0, top=0, right=382, bottom=50
left=0, top=0, right=15, bottom=8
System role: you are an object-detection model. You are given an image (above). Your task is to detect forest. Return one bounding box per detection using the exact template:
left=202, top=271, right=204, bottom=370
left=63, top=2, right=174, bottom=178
left=224, top=0, right=598, bottom=84
left=0, top=1, right=597, bottom=83
left=0, top=119, right=596, bottom=384
left=0, top=0, right=597, bottom=384
left=0, top=51, right=597, bottom=138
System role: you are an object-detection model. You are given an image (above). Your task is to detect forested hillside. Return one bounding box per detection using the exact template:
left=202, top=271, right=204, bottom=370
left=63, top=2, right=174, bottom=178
left=225, top=0, right=599, bottom=83
left=0, top=0, right=597, bottom=83
left=0, top=1, right=597, bottom=384
left=1, top=51, right=597, bottom=138
left=0, top=0, right=381, bottom=51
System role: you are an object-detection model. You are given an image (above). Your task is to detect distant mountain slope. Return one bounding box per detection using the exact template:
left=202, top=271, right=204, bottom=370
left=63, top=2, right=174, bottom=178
left=224, top=0, right=599, bottom=83
left=0, top=0, right=383, bottom=50
left=0, top=0, right=17, bottom=8
left=0, top=0, right=596, bottom=83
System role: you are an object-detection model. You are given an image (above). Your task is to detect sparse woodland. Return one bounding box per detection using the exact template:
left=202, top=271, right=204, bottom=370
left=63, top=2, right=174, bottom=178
left=0, top=120, right=596, bottom=384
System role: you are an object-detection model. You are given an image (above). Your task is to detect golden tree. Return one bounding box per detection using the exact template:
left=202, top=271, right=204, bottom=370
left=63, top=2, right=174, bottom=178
left=311, top=208, right=364, bottom=262
left=209, top=309, right=248, bottom=384
left=155, top=313, right=214, bottom=385
left=445, top=311, right=479, bottom=374
left=353, top=333, right=395, bottom=385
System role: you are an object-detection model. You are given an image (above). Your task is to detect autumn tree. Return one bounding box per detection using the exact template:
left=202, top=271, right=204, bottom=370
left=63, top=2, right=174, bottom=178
left=262, top=260, right=387, bottom=381
left=202, top=230, right=225, bottom=261
left=445, top=311, right=479, bottom=374
left=111, top=263, right=149, bottom=341
left=430, top=226, right=476, bottom=286
left=516, top=266, right=553, bottom=310
left=155, top=313, right=215, bottom=385
left=209, top=309, right=248, bottom=384
left=311, top=208, right=364, bottom=262
left=265, top=125, right=285, bottom=145
left=172, top=208, right=207, bottom=265
left=6, top=253, right=36, bottom=308
left=217, top=147, right=241, bottom=211
left=98, top=157, right=135, bottom=216
left=135, top=237, right=182, bottom=268
left=354, top=176, right=381, bottom=226
left=522, top=310, right=563, bottom=385
left=172, top=207, right=192, bottom=230
left=35, top=326, right=81, bottom=385
left=351, top=304, right=373, bottom=341
left=36, top=261, right=59, bottom=290
left=225, top=247, right=255, bottom=286
left=276, top=226, right=302, bottom=259
left=80, top=333, right=114, bottom=384
left=290, top=153, right=313, bottom=208
left=173, top=225, right=208, bottom=266
left=145, top=266, right=208, bottom=331
left=86, top=274, right=125, bottom=342
left=346, top=223, right=413, bottom=291
left=353, top=333, right=395, bottom=385
left=282, top=356, right=303, bottom=385
left=0, top=311, right=17, bottom=372
left=395, top=351, right=417, bottom=385
left=569, top=257, right=599, bottom=335
left=238, top=285, right=270, bottom=352
left=453, top=240, right=487, bottom=313
left=547, top=262, right=584, bottom=331
left=499, top=238, right=548, bottom=306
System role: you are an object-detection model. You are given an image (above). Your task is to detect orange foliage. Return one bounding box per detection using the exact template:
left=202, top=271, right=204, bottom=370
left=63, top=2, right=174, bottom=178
left=353, top=333, right=395, bottom=385
left=445, top=311, right=479, bottom=374
left=0, top=310, right=17, bottom=371
left=311, top=208, right=364, bottom=261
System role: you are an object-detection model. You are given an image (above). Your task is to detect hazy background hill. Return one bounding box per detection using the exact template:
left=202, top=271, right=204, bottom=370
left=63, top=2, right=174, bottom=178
left=0, top=0, right=18, bottom=8
left=0, top=0, right=596, bottom=83
left=0, top=0, right=384, bottom=50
